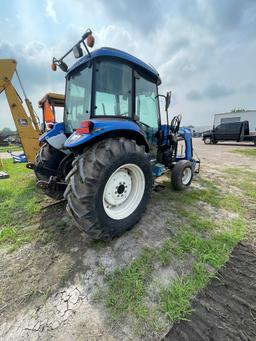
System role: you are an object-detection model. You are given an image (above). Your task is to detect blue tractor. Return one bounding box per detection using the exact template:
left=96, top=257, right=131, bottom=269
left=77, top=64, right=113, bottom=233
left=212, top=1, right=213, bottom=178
left=34, top=29, right=199, bottom=240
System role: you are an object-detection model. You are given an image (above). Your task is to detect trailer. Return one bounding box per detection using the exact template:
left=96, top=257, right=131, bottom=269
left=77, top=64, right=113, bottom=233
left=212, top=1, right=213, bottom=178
left=203, top=120, right=256, bottom=145
left=214, top=110, right=256, bottom=132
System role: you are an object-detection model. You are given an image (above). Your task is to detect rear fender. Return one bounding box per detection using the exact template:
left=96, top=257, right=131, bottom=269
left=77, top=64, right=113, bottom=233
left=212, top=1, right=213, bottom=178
left=39, top=122, right=70, bottom=154
left=64, top=119, right=150, bottom=152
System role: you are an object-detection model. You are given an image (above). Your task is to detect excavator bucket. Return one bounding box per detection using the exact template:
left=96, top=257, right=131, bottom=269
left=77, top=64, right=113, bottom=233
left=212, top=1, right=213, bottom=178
left=0, top=59, right=17, bottom=93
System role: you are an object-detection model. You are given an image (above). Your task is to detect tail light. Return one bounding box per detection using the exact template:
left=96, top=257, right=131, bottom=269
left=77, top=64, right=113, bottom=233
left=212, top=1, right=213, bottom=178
left=76, top=120, right=93, bottom=134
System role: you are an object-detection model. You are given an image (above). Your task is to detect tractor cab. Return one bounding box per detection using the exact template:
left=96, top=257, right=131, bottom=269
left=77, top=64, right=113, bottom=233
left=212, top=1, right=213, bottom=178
left=35, top=29, right=199, bottom=241
left=63, top=47, right=161, bottom=151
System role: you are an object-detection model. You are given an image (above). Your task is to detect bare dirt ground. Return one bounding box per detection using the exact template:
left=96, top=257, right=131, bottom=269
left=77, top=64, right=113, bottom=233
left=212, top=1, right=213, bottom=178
left=0, top=139, right=255, bottom=341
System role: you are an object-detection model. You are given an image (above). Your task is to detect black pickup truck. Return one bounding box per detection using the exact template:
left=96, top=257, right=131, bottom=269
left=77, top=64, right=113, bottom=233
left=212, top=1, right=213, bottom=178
left=203, top=121, right=256, bottom=145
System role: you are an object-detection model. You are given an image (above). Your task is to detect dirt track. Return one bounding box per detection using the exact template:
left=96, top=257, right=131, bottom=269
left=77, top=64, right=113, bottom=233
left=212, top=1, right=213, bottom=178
left=163, top=241, right=256, bottom=341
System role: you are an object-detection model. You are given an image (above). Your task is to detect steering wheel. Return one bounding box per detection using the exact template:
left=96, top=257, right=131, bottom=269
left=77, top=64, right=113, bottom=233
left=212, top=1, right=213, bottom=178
left=170, top=114, right=181, bottom=134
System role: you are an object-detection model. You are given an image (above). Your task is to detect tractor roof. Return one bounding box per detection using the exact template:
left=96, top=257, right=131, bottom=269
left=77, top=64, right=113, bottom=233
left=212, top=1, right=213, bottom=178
left=67, top=47, right=161, bottom=85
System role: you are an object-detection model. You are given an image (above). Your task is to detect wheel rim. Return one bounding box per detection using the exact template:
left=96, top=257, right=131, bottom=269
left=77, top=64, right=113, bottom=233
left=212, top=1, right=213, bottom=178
left=103, top=163, right=145, bottom=220
left=205, top=138, right=211, bottom=144
left=182, top=167, right=192, bottom=185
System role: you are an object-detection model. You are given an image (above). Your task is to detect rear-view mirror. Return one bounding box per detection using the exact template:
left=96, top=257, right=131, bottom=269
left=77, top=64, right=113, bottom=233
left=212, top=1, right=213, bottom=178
left=73, top=44, right=83, bottom=59
left=58, top=61, right=68, bottom=72
left=165, top=91, right=171, bottom=111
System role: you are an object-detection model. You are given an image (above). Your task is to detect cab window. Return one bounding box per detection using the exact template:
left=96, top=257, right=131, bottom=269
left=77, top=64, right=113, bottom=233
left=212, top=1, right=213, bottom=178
left=94, top=61, right=132, bottom=117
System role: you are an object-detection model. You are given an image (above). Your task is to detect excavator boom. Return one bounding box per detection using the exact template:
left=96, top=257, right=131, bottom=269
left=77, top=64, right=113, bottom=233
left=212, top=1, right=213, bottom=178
left=0, top=59, right=41, bottom=163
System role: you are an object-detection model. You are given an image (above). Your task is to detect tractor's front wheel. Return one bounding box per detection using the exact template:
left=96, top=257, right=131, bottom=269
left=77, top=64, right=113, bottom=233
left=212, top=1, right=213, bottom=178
left=171, top=160, right=193, bottom=190
left=64, top=138, right=152, bottom=240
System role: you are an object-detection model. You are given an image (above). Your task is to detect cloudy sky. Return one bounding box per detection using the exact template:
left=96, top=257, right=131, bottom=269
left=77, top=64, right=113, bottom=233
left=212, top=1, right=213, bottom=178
left=0, top=0, right=256, bottom=129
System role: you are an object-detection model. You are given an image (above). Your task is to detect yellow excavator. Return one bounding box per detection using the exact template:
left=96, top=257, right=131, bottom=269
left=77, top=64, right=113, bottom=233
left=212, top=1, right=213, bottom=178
left=0, top=59, right=64, bottom=164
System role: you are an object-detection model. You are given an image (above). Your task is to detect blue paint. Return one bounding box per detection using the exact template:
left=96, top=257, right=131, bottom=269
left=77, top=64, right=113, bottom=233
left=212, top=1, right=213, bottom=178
left=39, top=122, right=65, bottom=142
left=160, top=124, right=169, bottom=145
left=67, top=47, right=161, bottom=85
left=159, top=124, right=193, bottom=161
left=152, top=163, right=166, bottom=177
left=176, top=128, right=193, bottom=161
left=64, top=118, right=146, bottom=148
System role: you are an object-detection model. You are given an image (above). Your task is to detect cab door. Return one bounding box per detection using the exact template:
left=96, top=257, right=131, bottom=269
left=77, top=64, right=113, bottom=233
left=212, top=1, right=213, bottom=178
left=135, top=72, right=160, bottom=146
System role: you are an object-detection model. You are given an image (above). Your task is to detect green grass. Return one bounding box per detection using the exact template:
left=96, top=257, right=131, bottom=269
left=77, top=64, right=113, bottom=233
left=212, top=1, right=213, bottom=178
left=232, top=148, right=256, bottom=157
left=0, top=145, right=23, bottom=153
left=0, top=159, right=43, bottom=251
left=175, top=218, right=245, bottom=268
left=157, top=239, right=174, bottom=266
left=239, top=180, right=256, bottom=201
left=223, top=168, right=256, bottom=201
left=98, top=248, right=156, bottom=320
left=160, top=262, right=212, bottom=322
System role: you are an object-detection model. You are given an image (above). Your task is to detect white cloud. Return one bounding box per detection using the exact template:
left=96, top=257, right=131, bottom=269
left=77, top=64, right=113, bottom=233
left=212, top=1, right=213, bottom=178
left=45, top=0, right=58, bottom=23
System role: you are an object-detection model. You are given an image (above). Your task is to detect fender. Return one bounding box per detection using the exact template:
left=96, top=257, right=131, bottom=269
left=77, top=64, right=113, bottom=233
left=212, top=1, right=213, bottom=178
left=64, top=119, right=150, bottom=152
left=39, top=122, right=70, bottom=154
left=39, top=122, right=65, bottom=142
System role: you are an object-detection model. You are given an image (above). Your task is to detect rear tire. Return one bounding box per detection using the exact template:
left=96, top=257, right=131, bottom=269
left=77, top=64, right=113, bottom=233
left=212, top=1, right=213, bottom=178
left=34, top=143, right=66, bottom=181
left=34, top=143, right=67, bottom=199
left=171, top=160, right=193, bottom=191
left=64, top=138, right=152, bottom=240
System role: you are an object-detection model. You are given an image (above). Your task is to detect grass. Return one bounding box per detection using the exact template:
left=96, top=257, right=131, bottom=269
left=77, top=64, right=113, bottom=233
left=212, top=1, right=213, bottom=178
left=163, top=177, right=242, bottom=212
left=0, top=145, right=23, bottom=153
left=0, top=159, right=43, bottom=251
left=160, top=262, right=212, bottom=322
left=223, top=167, right=256, bottom=201
left=232, top=148, right=256, bottom=157
left=100, top=248, right=156, bottom=320
left=175, top=218, right=245, bottom=269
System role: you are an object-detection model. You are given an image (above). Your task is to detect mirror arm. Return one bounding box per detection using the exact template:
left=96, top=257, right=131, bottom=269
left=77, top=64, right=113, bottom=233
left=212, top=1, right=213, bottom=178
left=52, top=28, right=92, bottom=71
